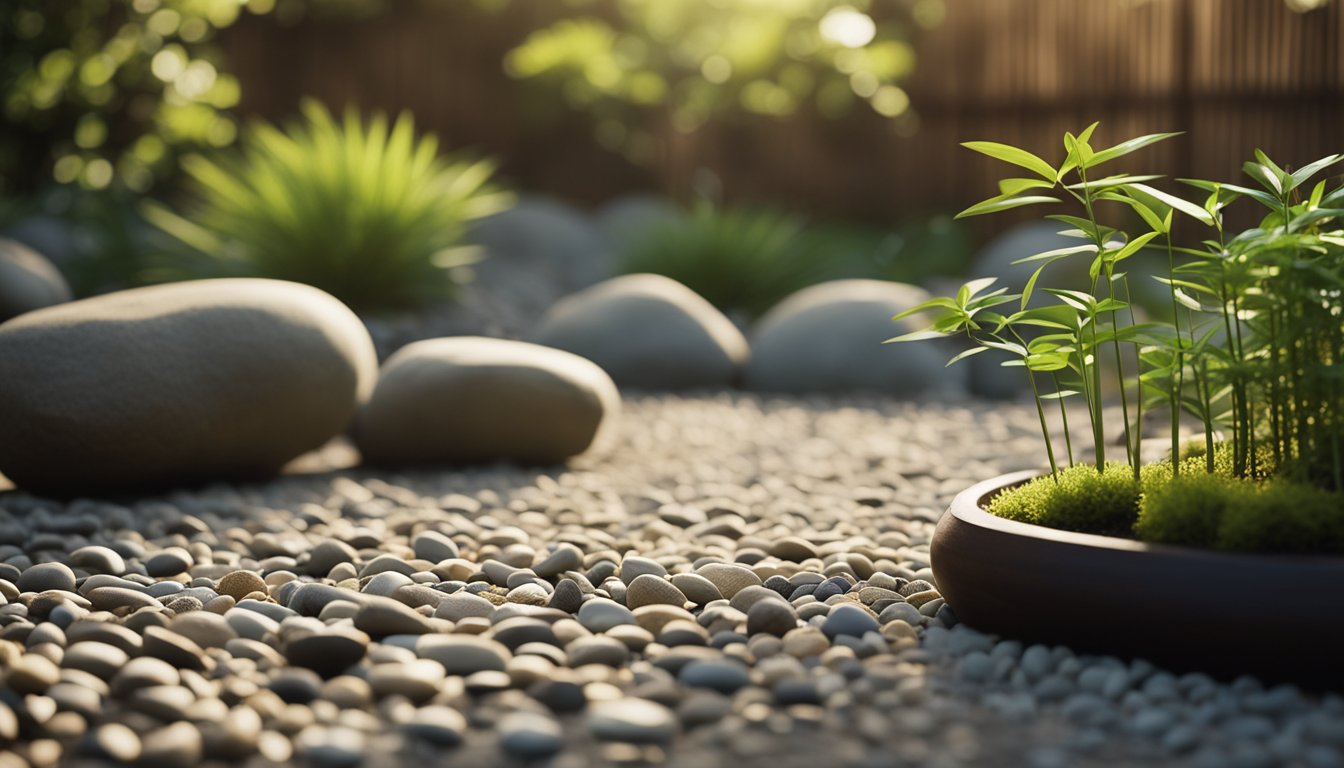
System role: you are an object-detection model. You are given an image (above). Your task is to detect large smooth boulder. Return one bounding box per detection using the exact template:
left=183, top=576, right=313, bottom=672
left=471, top=197, right=614, bottom=293
left=0, top=238, right=72, bottom=323
left=0, top=278, right=377, bottom=494
left=534, top=274, right=749, bottom=390
left=354, top=337, right=619, bottom=465
left=596, top=195, right=683, bottom=246
left=744, top=279, right=961, bottom=395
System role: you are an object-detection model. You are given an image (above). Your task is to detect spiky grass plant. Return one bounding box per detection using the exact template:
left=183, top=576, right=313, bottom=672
left=146, top=100, right=513, bottom=312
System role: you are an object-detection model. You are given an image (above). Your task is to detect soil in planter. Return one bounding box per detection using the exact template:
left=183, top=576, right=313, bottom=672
left=985, top=447, right=1344, bottom=555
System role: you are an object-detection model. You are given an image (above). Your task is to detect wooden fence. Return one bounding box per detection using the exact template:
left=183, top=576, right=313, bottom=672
left=222, top=0, right=1344, bottom=232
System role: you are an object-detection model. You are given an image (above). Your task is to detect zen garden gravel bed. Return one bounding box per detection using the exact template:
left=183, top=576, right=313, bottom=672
left=3, top=392, right=1344, bottom=768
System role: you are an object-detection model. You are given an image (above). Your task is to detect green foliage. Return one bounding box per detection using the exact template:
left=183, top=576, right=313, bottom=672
left=0, top=0, right=265, bottom=196
left=2, top=185, right=159, bottom=296
left=987, top=462, right=1141, bottom=535
left=892, top=123, right=1344, bottom=495
left=616, top=203, right=970, bottom=319
left=616, top=202, right=823, bottom=318
left=991, top=446, right=1344, bottom=554
left=1216, top=480, right=1344, bottom=554
left=145, top=101, right=513, bottom=312
left=504, top=0, right=937, bottom=163
left=1134, top=471, right=1233, bottom=548
left=894, top=123, right=1344, bottom=552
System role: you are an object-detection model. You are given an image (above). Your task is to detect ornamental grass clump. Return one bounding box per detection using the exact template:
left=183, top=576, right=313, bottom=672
left=146, top=100, right=513, bottom=313
left=891, top=124, right=1344, bottom=554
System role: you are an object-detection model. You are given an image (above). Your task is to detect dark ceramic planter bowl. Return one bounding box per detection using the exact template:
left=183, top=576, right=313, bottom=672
left=932, top=471, right=1344, bottom=687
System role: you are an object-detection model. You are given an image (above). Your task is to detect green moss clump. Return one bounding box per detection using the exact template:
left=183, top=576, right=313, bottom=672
left=1216, top=480, right=1344, bottom=554
left=1135, top=472, right=1237, bottom=548
left=987, top=463, right=1141, bottom=536
left=993, top=445, right=1344, bottom=555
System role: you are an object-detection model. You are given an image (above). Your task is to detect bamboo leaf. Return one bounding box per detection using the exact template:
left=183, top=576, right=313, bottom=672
left=1111, top=231, right=1161, bottom=262
left=956, top=193, right=1062, bottom=219
left=1242, top=161, right=1283, bottom=196
left=946, top=347, right=990, bottom=366
left=1009, top=244, right=1099, bottom=267
left=1038, top=389, right=1082, bottom=401
left=1290, top=154, right=1344, bottom=188
left=998, top=177, right=1057, bottom=195
left=1220, top=183, right=1282, bottom=211
left=883, top=329, right=951, bottom=344
left=1086, top=132, right=1182, bottom=168
left=1172, top=287, right=1204, bottom=311
left=891, top=297, right=958, bottom=322
left=1126, top=183, right=1215, bottom=226
left=961, top=141, right=1058, bottom=181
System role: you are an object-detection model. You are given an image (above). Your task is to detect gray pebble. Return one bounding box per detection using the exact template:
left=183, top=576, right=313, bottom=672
left=18, top=562, right=77, bottom=593
left=499, top=711, right=565, bottom=758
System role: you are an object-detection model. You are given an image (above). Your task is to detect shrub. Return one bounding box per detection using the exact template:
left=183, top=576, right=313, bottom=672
left=616, top=203, right=829, bottom=319
left=0, top=0, right=262, bottom=196
left=617, top=203, right=971, bottom=319
left=146, top=100, right=513, bottom=312
left=987, top=462, right=1140, bottom=536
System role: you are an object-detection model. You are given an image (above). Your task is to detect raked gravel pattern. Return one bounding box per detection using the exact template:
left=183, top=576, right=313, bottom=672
left=1, top=392, right=1342, bottom=768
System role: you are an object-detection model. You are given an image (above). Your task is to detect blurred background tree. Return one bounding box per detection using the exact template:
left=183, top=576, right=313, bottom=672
left=503, top=0, right=942, bottom=167
left=0, top=0, right=265, bottom=198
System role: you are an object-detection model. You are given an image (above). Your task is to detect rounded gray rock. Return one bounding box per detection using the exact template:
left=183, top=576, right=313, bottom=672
left=412, top=531, right=459, bottom=563
left=745, top=279, right=957, bottom=395
left=625, top=574, right=686, bottom=609
left=821, top=603, right=880, bottom=639
left=534, top=274, right=749, bottom=389
left=17, top=562, right=76, bottom=593
left=0, top=278, right=376, bottom=493
left=354, top=337, right=619, bottom=465
left=0, top=238, right=71, bottom=324
left=588, top=698, right=678, bottom=744
left=498, top=711, right=565, bottom=758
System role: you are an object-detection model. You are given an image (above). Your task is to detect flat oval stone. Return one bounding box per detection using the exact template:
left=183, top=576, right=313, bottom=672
left=535, top=274, right=749, bottom=389
left=146, top=549, right=194, bottom=577
left=499, top=711, right=564, bottom=758
left=62, top=641, right=129, bottom=680
left=18, top=563, right=76, bottom=593
left=367, top=660, right=444, bottom=703
left=416, top=635, right=510, bottom=675
left=0, top=238, right=70, bottom=323
left=68, top=546, right=126, bottom=575
left=435, top=592, right=497, bottom=622
left=285, top=629, right=370, bottom=678
left=412, top=531, right=459, bottom=563
left=821, top=604, right=880, bottom=639
left=588, top=698, right=678, bottom=744
left=745, top=279, right=955, bottom=395
left=402, top=706, right=466, bottom=746
left=695, top=563, right=762, bottom=598
left=679, top=658, right=751, bottom=693
left=576, top=599, right=637, bottom=633
left=354, top=337, right=619, bottom=465
left=625, top=574, right=686, bottom=609
left=216, top=571, right=268, bottom=602
left=0, top=278, right=376, bottom=494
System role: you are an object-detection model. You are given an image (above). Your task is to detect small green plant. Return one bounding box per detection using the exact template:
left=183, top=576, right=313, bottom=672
left=891, top=123, right=1344, bottom=552
left=146, top=100, right=513, bottom=312
left=618, top=203, right=970, bottom=319
left=616, top=202, right=831, bottom=319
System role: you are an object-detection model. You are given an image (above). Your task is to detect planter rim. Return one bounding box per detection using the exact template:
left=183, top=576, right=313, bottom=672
left=951, top=469, right=1344, bottom=567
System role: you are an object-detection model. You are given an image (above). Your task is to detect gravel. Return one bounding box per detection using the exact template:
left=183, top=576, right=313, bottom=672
left=0, top=392, right=1342, bottom=767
